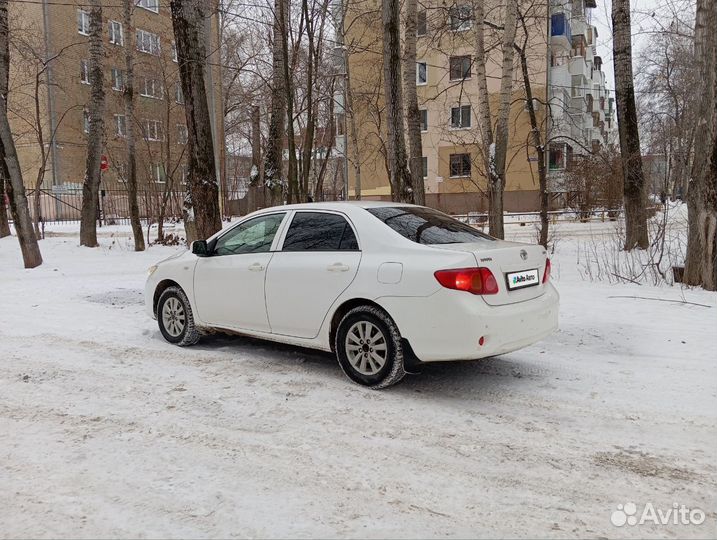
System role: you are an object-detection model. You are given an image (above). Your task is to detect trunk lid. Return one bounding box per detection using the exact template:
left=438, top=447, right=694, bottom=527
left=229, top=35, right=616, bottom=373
left=431, top=240, right=549, bottom=306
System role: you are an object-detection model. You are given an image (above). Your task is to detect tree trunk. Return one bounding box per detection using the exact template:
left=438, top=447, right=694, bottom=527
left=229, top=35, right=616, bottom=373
left=0, top=4, right=10, bottom=240
left=79, top=0, right=105, bottom=247
left=0, top=172, right=10, bottom=237
left=612, top=0, right=649, bottom=250
left=345, top=59, right=362, bottom=200
left=684, top=0, right=717, bottom=290
left=0, top=0, right=42, bottom=266
left=171, top=0, right=222, bottom=242
left=123, top=0, right=145, bottom=251
left=476, top=0, right=518, bottom=239
left=263, top=0, right=287, bottom=206
left=382, top=0, right=412, bottom=202
left=402, top=0, right=423, bottom=205
left=517, top=37, right=548, bottom=247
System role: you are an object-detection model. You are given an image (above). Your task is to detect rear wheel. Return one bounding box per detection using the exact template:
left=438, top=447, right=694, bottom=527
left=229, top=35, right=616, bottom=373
left=335, top=306, right=405, bottom=389
left=157, top=286, right=200, bottom=346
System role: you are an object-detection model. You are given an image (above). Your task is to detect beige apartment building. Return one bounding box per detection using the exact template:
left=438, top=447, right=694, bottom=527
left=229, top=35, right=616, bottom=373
left=343, top=0, right=612, bottom=214
left=7, top=0, right=223, bottom=218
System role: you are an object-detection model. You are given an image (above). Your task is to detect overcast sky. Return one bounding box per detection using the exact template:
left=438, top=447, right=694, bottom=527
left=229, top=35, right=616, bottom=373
left=590, top=0, right=681, bottom=94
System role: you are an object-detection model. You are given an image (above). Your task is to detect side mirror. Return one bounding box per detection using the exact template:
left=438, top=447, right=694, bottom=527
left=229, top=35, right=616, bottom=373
left=191, top=240, right=209, bottom=257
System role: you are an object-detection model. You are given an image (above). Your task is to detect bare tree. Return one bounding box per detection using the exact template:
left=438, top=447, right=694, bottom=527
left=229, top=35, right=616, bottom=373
left=382, top=0, right=412, bottom=202
left=123, top=0, right=145, bottom=251
left=612, top=0, right=649, bottom=250
left=79, top=0, right=105, bottom=247
left=402, top=0, right=423, bottom=204
left=0, top=173, right=9, bottom=237
left=0, top=0, right=41, bottom=266
left=171, top=0, right=222, bottom=242
left=263, top=0, right=288, bottom=205
left=684, top=0, right=716, bottom=289
left=475, top=0, right=518, bottom=239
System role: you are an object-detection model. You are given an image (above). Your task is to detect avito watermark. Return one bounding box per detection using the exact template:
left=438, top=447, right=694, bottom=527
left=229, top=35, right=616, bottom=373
left=611, top=502, right=706, bottom=527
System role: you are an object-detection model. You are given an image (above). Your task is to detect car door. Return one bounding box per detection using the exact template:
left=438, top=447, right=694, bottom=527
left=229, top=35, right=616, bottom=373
left=193, top=212, right=287, bottom=332
left=264, top=211, right=361, bottom=339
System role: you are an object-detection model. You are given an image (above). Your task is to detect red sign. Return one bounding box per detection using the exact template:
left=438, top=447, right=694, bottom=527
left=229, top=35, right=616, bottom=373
left=100, top=155, right=109, bottom=171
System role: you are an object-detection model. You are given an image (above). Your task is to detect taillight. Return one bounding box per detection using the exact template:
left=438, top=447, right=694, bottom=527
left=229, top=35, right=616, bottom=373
left=543, top=258, right=551, bottom=283
left=434, top=267, right=499, bottom=295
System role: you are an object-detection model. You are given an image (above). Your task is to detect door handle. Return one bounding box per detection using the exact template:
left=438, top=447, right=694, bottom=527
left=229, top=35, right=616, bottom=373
left=327, top=262, right=350, bottom=272
left=248, top=262, right=265, bottom=272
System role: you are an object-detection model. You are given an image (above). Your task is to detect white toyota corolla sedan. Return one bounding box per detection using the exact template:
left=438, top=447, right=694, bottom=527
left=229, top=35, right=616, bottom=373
left=145, top=202, right=559, bottom=388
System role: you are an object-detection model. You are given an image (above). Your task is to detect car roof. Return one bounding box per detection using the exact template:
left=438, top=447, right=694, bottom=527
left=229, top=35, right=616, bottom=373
left=255, top=201, right=419, bottom=212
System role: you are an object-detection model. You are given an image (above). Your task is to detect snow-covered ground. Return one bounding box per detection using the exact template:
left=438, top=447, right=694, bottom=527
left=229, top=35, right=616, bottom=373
left=1, top=209, right=715, bottom=539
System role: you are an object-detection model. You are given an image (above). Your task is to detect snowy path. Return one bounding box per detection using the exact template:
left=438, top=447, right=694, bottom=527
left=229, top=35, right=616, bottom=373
left=1, top=228, right=715, bottom=538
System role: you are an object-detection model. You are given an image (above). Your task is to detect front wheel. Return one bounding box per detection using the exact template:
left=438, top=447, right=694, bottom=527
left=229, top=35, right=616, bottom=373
left=157, top=286, right=200, bottom=346
left=335, top=306, right=405, bottom=389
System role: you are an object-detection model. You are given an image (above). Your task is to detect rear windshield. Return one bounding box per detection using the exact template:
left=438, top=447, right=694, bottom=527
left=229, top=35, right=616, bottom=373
left=367, top=206, right=495, bottom=245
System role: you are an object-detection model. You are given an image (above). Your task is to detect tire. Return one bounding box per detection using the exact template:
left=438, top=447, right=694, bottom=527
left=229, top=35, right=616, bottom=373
left=157, top=286, right=200, bottom=346
left=335, top=305, right=406, bottom=389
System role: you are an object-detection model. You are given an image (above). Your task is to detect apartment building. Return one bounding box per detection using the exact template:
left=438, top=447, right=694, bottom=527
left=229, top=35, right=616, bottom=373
left=342, top=0, right=614, bottom=214
left=547, top=0, right=617, bottom=195
left=7, top=0, right=223, bottom=205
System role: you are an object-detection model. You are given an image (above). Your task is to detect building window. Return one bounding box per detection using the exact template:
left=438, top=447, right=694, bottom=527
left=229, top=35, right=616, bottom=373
left=180, top=164, right=188, bottom=184
left=419, top=109, right=428, bottom=131
left=83, top=110, right=90, bottom=133
left=152, top=163, right=166, bottom=183
left=177, top=124, right=188, bottom=145
left=114, top=114, right=127, bottom=137
left=80, top=59, right=90, bottom=84
left=109, top=20, right=123, bottom=45
left=137, top=0, right=159, bottom=13
left=450, top=104, right=471, bottom=128
left=175, top=82, right=184, bottom=104
left=421, top=156, right=428, bottom=179
left=136, top=29, right=161, bottom=55
left=171, top=41, right=178, bottom=62
left=111, top=68, right=125, bottom=91
left=417, top=10, right=427, bottom=36
left=140, top=77, right=163, bottom=99
left=448, top=4, right=472, bottom=31
left=416, top=61, right=427, bottom=85
left=449, top=55, right=471, bottom=81
left=548, top=143, right=567, bottom=170
left=142, top=119, right=162, bottom=141
left=77, top=9, right=90, bottom=35
left=449, top=153, right=471, bottom=177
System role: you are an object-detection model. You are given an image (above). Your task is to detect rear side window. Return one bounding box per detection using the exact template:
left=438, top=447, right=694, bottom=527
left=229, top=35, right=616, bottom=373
left=367, top=206, right=495, bottom=245
left=282, top=212, right=359, bottom=251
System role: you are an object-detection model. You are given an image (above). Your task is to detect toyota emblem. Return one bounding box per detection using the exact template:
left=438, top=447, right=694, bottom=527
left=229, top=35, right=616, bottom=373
left=520, top=249, right=528, bottom=260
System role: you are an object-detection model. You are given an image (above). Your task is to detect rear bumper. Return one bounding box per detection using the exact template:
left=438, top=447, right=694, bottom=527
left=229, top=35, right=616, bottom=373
left=376, top=283, right=559, bottom=362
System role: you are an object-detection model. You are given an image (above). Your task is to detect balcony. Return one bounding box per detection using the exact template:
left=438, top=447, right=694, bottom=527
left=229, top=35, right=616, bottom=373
left=551, top=13, right=572, bottom=50
left=569, top=56, right=590, bottom=79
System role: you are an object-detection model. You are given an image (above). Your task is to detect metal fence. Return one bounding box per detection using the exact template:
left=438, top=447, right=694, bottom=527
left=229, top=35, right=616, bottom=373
left=23, top=188, right=249, bottom=226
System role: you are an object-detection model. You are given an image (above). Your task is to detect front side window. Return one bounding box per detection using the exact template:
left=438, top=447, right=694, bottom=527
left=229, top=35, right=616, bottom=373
left=214, top=213, right=286, bottom=256
left=282, top=212, right=358, bottom=251
left=175, top=82, right=184, bottom=104
left=177, top=124, right=188, bottom=144
left=367, top=206, right=493, bottom=245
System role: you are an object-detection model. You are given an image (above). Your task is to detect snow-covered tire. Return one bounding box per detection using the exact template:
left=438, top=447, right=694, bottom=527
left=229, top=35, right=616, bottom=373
left=335, top=305, right=405, bottom=389
left=157, top=286, right=200, bottom=347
